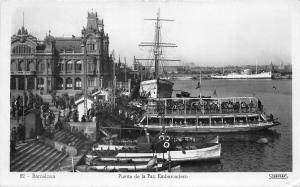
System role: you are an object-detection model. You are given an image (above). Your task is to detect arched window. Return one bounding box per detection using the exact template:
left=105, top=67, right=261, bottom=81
left=56, top=77, right=63, bottom=90
left=37, top=78, right=44, bottom=90
left=28, top=61, right=35, bottom=71
left=12, top=45, right=31, bottom=55
left=67, top=61, right=73, bottom=73
left=11, top=61, right=17, bottom=71
left=19, top=60, right=25, bottom=71
left=75, top=61, right=82, bottom=72
left=66, top=78, right=72, bottom=89
left=75, top=78, right=82, bottom=90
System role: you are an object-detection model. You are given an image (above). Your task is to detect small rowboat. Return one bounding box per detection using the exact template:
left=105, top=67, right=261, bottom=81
left=76, top=163, right=181, bottom=172
left=91, top=136, right=219, bottom=151
left=86, top=142, right=221, bottom=163
left=87, top=156, right=159, bottom=163
left=113, top=143, right=221, bottom=162
left=76, top=157, right=180, bottom=172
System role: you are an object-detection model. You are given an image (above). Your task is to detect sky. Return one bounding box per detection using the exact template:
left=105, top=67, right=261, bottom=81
left=10, top=0, right=292, bottom=67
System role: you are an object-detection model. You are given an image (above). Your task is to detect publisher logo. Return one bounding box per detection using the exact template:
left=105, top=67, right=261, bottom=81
left=269, top=174, right=288, bottom=179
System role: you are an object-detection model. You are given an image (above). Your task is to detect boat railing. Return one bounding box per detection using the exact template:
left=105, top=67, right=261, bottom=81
left=145, top=119, right=262, bottom=127
left=146, top=96, right=262, bottom=116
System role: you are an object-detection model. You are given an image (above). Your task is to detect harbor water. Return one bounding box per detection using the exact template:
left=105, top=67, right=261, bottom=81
left=172, top=79, right=292, bottom=172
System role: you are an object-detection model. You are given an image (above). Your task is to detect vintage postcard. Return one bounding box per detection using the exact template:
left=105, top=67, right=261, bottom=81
left=0, top=0, right=299, bottom=186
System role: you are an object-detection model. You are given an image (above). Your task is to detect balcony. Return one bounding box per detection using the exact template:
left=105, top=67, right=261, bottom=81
left=11, top=71, right=36, bottom=75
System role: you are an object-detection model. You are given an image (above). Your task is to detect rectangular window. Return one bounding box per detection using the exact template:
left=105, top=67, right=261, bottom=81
left=88, top=78, right=95, bottom=87
left=59, top=63, right=64, bottom=72
left=67, top=63, right=72, bottom=72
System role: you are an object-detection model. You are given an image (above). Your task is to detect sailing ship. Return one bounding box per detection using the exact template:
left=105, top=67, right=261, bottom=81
left=137, top=9, right=178, bottom=99
left=133, top=10, right=280, bottom=133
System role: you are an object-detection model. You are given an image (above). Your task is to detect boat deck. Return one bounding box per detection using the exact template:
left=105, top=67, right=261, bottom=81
left=147, top=112, right=261, bottom=118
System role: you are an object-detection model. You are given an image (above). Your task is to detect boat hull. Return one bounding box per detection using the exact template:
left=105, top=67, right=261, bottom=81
left=86, top=143, right=221, bottom=162
left=211, top=72, right=272, bottom=79
left=76, top=162, right=180, bottom=172
left=140, top=79, right=174, bottom=98
left=136, top=122, right=279, bottom=133
left=114, top=144, right=221, bottom=162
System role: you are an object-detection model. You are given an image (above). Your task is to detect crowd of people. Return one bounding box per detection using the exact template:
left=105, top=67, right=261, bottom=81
left=10, top=92, right=43, bottom=122
left=146, top=98, right=263, bottom=115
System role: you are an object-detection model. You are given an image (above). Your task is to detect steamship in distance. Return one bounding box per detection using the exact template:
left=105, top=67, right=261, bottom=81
left=211, top=64, right=272, bottom=80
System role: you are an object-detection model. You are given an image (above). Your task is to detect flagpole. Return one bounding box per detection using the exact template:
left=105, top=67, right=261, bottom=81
left=199, top=69, right=202, bottom=99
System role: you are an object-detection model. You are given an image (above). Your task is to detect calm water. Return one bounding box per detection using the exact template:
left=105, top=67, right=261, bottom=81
left=172, top=79, right=292, bottom=172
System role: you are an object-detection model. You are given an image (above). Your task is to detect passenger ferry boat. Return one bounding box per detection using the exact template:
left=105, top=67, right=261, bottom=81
left=134, top=97, right=280, bottom=133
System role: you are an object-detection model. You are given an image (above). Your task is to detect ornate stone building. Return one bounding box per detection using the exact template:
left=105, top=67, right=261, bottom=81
left=10, top=11, right=113, bottom=94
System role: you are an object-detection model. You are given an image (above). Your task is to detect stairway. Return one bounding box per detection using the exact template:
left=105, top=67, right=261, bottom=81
left=10, top=141, right=68, bottom=172
left=52, top=129, right=86, bottom=150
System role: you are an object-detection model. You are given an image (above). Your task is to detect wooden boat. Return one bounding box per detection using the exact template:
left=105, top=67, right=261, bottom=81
left=86, top=156, right=157, bottom=163
left=76, top=157, right=180, bottom=172
left=134, top=97, right=280, bottom=133
left=113, top=144, right=221, bottom=162
left=92, top=136, right=219, bottom=151
left=85, top=135, right=221, bottom=163
left=76, top=163, right=181, bottom=172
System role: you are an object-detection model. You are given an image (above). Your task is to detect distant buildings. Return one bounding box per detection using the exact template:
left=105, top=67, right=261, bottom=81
left=10, top=11, right=113, bottom=94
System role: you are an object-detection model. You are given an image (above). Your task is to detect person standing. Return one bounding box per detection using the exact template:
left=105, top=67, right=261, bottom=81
left=10, top=127, right=17, bottom=158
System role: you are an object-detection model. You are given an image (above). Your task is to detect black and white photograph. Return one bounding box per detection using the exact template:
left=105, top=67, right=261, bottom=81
left=0, top=0, right=299, bottom=186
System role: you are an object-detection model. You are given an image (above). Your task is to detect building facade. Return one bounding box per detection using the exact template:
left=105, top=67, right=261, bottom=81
left=10, top=11, right=113, bottom=94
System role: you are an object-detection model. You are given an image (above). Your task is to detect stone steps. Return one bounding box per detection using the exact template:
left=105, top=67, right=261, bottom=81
left=35, top=152, right=68, bottom=172
left=15, top=146, right=54, bottom=171
left=52, top=129, right=86, bottom=150
left=10, top=141, right=68, bottom=172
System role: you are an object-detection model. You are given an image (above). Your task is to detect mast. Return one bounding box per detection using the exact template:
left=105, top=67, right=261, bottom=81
left=154, top=10, right=160, bottom=79
left=256, top=59, right=258, bottom=74
left=199, top=69, right=202, bottom=98
left=124, top=57, right=127, bottom=82
left=84, top=41, right=88, bottom=116
left=137, top=8, right=179, bottom=79
left=22, top=12, right=24, bottom=28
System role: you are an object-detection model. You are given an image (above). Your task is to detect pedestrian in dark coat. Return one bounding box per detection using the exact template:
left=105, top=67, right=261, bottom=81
left=10, top=127, right=17, bottom=157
